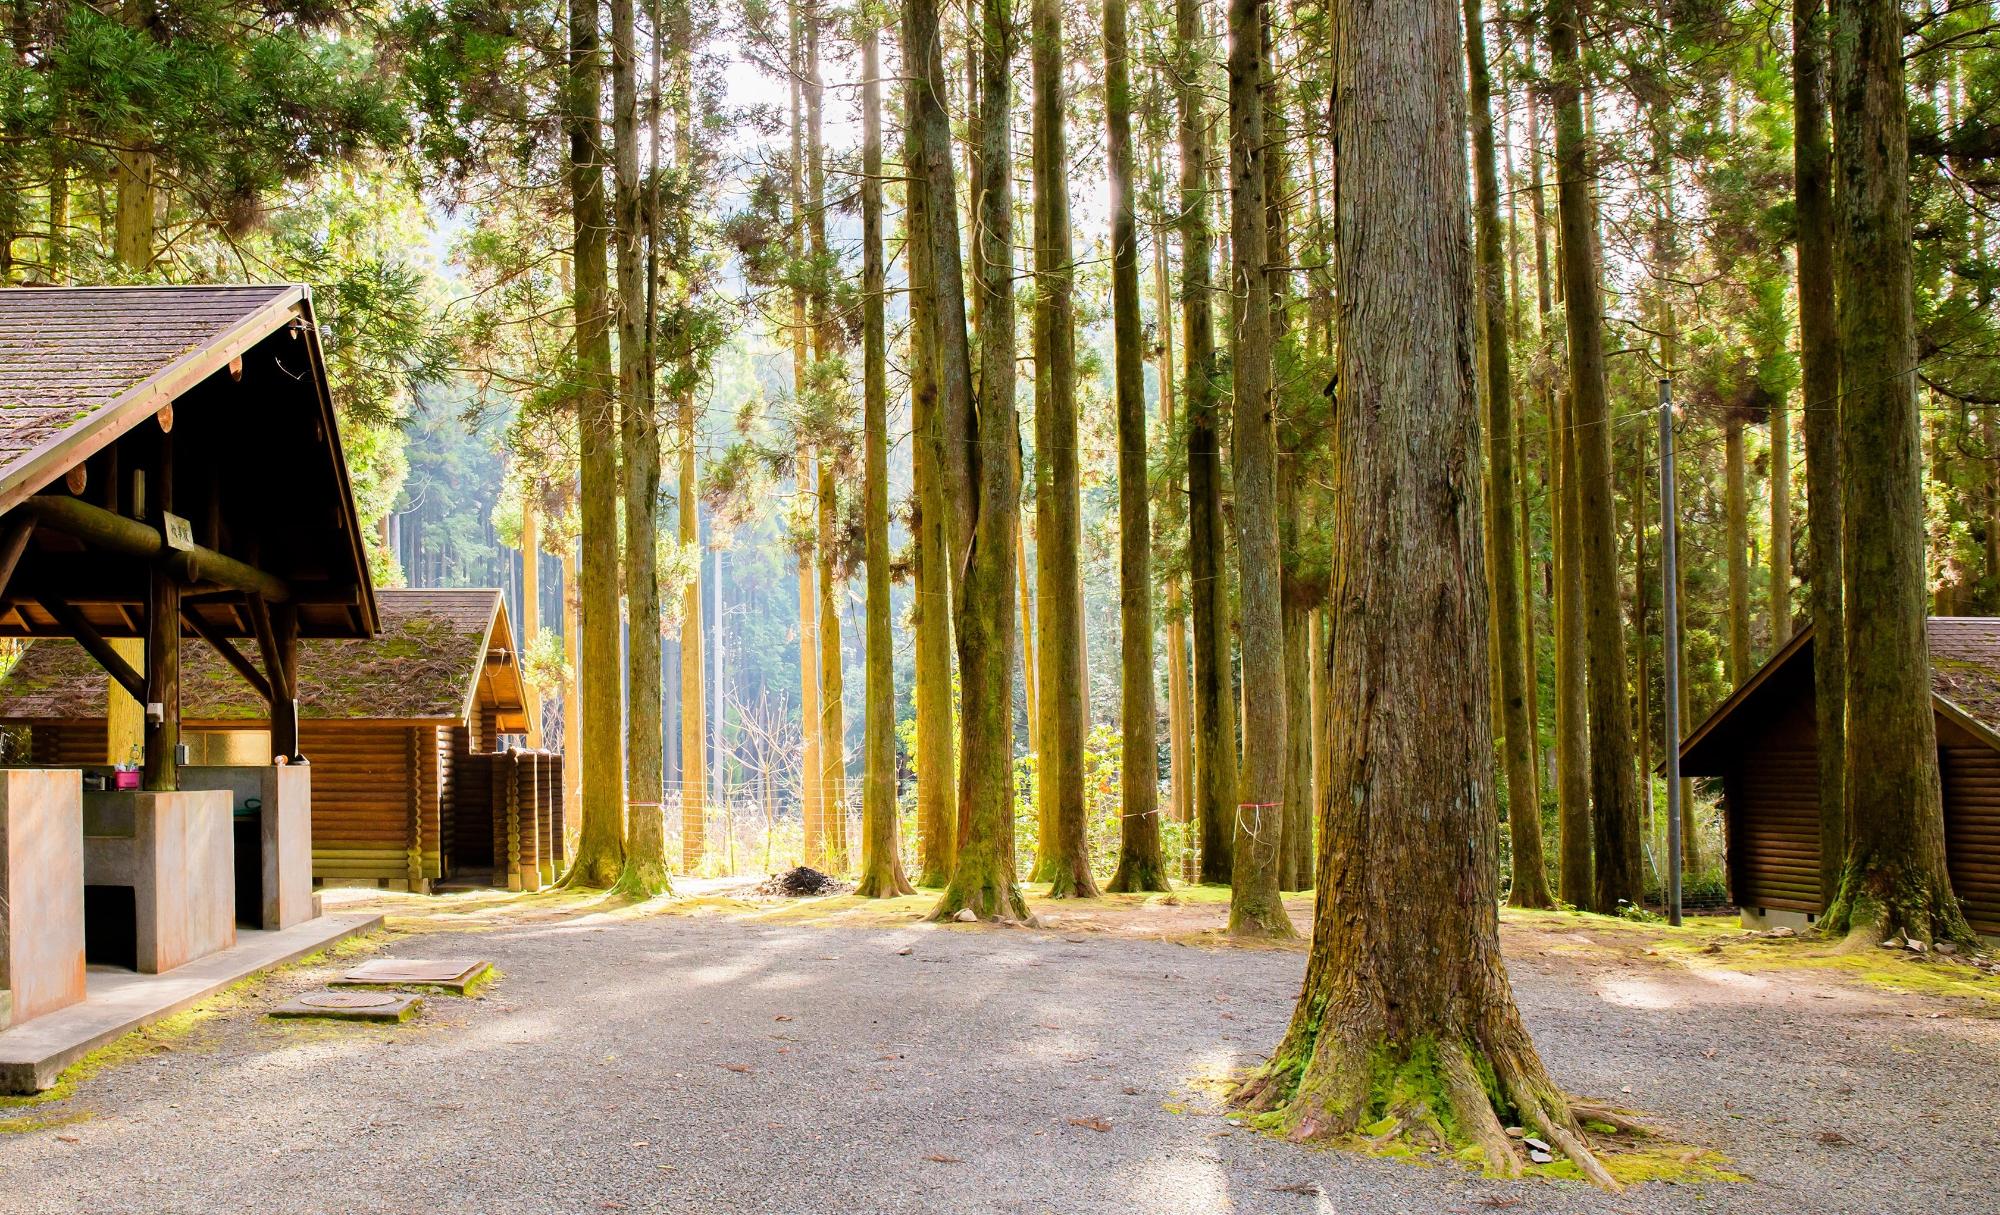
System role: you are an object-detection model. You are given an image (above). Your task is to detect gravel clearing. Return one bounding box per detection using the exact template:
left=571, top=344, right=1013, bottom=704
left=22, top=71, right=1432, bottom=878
left=3, top=898, right=1997, bottom=1214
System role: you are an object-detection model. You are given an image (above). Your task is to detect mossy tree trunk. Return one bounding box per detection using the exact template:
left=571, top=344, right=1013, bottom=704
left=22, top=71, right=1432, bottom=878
left=612, top=0, right=669, bottom=893
left=1237, top=0, right=1613, bottom=1180
left=927, top=0, right=1028, bottom=923
left=1029, top=0, right=1096, bottom=898
left=903, top=26, right=957, bottom=888
left=1103, top=0, right=1166, bottom=894
left=1224, top=0, right=1292, bottom=939
left=1177, top=0, right=1235, bottom=886
left=1467, top=0, right=1552, bottom=909
left=1794, top=0, right=1847, bottom=904
left=856, top=15, right=913, bottom=899
left=1549, top=0, right=1641, bottom=912
left=563, top=0, right=625, bottom=887
left=1823, top=0, right=1976, bottom=948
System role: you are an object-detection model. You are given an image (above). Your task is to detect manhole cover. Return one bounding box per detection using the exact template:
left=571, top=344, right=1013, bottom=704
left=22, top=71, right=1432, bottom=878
left=297, top=991, right=401, bottom=1010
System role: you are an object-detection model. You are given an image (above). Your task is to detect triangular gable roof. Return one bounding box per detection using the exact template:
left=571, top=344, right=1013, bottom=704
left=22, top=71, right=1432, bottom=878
left=1678, top=618, right=2000, bottom=773
left=0, top=588, right=522, bottom=725
left=0, top=284, right=378, bottom=637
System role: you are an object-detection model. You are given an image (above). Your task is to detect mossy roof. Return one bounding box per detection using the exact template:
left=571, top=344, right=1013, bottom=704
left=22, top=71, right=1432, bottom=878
left=0, top=588, right=513, bottom=724
left=1679, top=617, right=2000, bottom=771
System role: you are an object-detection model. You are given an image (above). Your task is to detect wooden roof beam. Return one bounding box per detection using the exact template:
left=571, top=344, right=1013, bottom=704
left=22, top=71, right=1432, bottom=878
left=36, top=594, right=144, bottom=704
left=181, top=607, right=272, bottom=704
left=20, top=494, right=290, bottom=604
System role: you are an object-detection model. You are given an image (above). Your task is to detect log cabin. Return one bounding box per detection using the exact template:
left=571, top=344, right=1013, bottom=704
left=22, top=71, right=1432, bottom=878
left=0, top=587, right=562, bottom=893
left=1678, top=619, right=2000, bottom=938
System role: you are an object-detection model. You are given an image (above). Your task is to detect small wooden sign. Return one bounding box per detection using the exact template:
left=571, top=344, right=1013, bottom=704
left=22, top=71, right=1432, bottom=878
left=162, top=511, right=195, bottom=552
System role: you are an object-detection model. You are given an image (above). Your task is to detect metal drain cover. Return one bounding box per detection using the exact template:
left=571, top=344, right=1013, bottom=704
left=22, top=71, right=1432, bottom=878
left=270, top=989, right=423, bottom=1023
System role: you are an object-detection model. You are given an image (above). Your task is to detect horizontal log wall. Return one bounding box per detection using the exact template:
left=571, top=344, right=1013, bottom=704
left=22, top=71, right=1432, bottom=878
left=305, top=722, right=423, bottom=890
left=1940, top=744, right=2000, bottom=936
left=1726, top=749, right=1822, bottom=914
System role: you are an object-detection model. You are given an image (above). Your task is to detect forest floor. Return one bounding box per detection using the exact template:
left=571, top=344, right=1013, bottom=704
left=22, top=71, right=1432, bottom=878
left=3, top=880, right=1997, bottom=1214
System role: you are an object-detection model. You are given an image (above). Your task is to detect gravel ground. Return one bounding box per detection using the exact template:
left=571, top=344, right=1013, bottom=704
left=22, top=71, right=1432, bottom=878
left=3, top=898, right=1996, bottom=1214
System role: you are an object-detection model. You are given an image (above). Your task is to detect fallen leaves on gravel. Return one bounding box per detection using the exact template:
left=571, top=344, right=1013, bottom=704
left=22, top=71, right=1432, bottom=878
left=774, top=1014, right=793, bottom=1021
left=1269, top=1182, right=1321, bottom=1195
left=1817, top=1131, right=1851, bottom=1146
left=923, top=1153, right=964, bottom=1164
left=1068, top=1116, right=1112, bottom=1132
left=717, top=1062, right=753, bottom=1074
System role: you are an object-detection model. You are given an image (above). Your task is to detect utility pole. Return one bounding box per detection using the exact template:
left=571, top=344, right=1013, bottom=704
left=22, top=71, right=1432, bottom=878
left=1659, top=378, right=1684, bottom=926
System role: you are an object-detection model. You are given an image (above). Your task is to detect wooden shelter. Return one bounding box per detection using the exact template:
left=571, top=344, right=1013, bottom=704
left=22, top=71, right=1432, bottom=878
left=0, top=283, right=377, bottom=1009
left=0, top=588, right=562, bottom=892
left=1679, top=619, right=2000, bottom=937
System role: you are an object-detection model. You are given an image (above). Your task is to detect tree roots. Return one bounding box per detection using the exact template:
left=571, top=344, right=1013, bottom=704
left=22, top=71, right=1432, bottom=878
left=1235, top=1033, right=1622, bottom=1192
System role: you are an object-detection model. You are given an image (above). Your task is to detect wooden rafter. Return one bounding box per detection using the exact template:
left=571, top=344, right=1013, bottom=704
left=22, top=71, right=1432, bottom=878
left=181, top=607, right=272, bottom=704
left=36, top=594, right=144, bottom=704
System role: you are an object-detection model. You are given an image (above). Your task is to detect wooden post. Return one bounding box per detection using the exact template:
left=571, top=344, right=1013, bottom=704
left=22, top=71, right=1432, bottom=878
left=143, top=569, right=179, bottom=789
left=144, top=436, right=177, bottom=791
left=256, top=598, right=302, bottom=762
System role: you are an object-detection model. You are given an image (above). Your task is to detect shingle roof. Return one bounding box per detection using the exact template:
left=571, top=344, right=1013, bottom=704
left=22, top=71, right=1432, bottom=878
left=1926, top=618, right=2000, bottom=740
left=0, top=285, right=302, bottom=511
left=1680, top=617, right=2000, bottom=769
left=0, top=588, right=507, bottom=724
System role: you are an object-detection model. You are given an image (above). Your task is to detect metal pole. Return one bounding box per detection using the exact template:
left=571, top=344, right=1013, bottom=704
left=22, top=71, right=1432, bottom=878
left=1659, top=378, right=1684, bottom=926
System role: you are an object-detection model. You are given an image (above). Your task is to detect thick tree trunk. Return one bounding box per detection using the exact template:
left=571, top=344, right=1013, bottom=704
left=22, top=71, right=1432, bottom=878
left=1825, top=0, right=1974, bottom=947
left=903, top=29, right=957, bottom=887
left=1029, top=0, right=1095, bottom=897
left=856, top=19, right=913, bottom=899
left=613, top=0, right=669, bottom=893
left=562, top=547, right=582, bottom=838
left=1725, top=416, right=1751, bottom=685
left=1237, top=0, right=1613, bottom=1180
left=1548, top=0, right=1641, bottom=912
left=563, top=0, right=625, bottom=886
left=1177, top=0, right=1236, bottom=885
left=1467, top=0, right=1552, bottom=909
left=1104, top=0, right=1166, bottom=893
left=1795, top=0, right=1846, bottom=904
left=1225, top=0, right=1292, bottom=938
left=928, top=0, right=1028, bottom=922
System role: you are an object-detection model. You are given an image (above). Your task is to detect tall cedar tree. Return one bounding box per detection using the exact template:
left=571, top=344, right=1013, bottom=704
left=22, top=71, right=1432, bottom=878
left=1794, top=0, right=1846, bottom=903
left=1029, top=0, right=1096, bottom=896
left=903, top=12, right=958, bottom=886
left=788, top=0, right=825, bottom=867
left=1225, top=0, right=1293, bottom=938
left=1547, top=0, right=1641, bottom=911
left=1467, top=0, right=1552, bottom=908
left=1236, top=0, right=1614, bottom=1183
left=612, top=0, right=669, bottom=892
left=1104, top=0, right=1168, bottom=892
left=856, top=13, right=914, bottom=898
left=1176, top=0, right=1236, bottom=884
left=564, top=0, right=626, bottom=886
left=926, top=0, right=1027, bottom=921
left=805, top=16, right=850, bottom=870
left=1823, top=0, right=1976, bottom=947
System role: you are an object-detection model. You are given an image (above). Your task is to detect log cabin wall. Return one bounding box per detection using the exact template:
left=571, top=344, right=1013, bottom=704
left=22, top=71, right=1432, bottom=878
left=29, top=720, right=106, bottom=766
left=305, top=722, right=424, bottom=891
left=1937, top=718, right=2000, bottom=936
left=1717, top=692, right=1823, bottom=917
